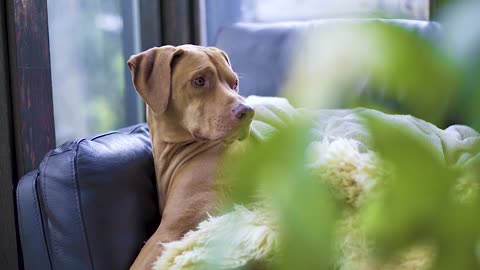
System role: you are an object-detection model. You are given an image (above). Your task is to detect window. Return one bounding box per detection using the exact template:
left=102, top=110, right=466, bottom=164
left=205, top=0, right=429, bottom=45
left=48, top=0, right=143, bottom=145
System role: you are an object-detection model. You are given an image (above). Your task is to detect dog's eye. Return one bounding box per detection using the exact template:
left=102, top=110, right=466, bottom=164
left=192, top=76, right=206, bottom=87
left=232, top=79, right=239, bottom=91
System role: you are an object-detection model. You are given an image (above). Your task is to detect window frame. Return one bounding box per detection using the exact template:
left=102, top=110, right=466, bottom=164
left=1, top=1, right=21, bottom=269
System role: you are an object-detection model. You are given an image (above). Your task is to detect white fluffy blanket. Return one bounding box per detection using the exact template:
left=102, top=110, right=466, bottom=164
left=153, top=96, right=480, bottom=270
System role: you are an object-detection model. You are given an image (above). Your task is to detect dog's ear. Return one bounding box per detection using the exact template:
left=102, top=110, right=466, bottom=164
left=128, top=46, right=184, bottom=114
left=208, top=47, right=231, bottom=67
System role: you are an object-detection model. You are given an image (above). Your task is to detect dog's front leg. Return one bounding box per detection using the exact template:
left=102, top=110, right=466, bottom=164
left=130, top=188, right=217, bottom=270
left=131, top=149, right=220, bottom=269
left=129, top=229, right=165, bottom=270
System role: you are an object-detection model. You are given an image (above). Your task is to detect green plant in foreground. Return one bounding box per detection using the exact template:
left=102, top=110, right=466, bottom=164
left=362, top=113, right=480, bottom=270
left=223, top=119, right=339, bottom=270
left=217, top=1, right=480, bottom=269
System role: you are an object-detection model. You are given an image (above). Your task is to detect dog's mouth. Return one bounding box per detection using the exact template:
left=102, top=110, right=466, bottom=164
left=192, top=120, right=252, bottom=143
left=223, top=125, right=251, bottom=144
left=193, top=132, right=210, bottom=141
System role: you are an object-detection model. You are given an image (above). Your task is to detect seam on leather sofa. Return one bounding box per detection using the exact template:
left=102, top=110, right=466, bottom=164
left=17, top=173, right=28, bottom=258
left=39, top=150, right=60, bottom=270
left=38, top=143, right=94, bottom=270
left=32, top=123, right=149, bottom=270
left=89, top=123, right=146, bottom=141
left=32, top=171, right=54, bottom=269
left=66, top=123, right=148, bottom=270
left=72, top=123, right=147, bottom=269
left=72, top=141, right=95, bottom=270
left=17, top=170, right=54, bottom=269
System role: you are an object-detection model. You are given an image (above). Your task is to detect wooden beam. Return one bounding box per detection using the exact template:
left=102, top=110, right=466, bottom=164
left=139, top=0, right=162, bottom=50
left=0, top=1, right=20, bottom=269
left=6, top=0, right=56, bottom=178
left=160, top=0, right=203, bottom=46
left=3, top=2, right=56, bottom=267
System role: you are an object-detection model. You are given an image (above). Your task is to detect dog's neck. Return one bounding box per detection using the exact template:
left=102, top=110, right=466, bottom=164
left=146, top=107, right=193, bottom=143
left=147, top=107, right=224, bottom=211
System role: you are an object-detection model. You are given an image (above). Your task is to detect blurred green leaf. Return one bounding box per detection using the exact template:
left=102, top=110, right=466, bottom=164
left=361, top=112, right=456, bottom=251
left=217, top=2, right=480, bottom=269
left=361, top=111, right=480, bottom=269
left=222, top=119, right=339, bottom=270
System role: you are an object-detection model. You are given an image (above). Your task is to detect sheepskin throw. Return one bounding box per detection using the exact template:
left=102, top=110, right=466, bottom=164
left=153, top=96, right=480, bottom=270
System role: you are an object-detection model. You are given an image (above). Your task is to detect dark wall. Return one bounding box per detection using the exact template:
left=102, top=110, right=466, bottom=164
left=0, top=1, right=19, bottom=269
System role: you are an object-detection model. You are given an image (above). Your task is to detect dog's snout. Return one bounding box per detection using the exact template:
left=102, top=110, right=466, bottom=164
left=232, top=103, right=254, bottom=121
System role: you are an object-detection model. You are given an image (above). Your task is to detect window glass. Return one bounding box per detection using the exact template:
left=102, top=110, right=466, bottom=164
left=205, top=0, right=429, bottom=45
left=48, top=0, right=142, bottom=145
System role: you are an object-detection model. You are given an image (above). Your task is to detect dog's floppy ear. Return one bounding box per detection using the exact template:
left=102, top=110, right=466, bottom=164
left=128, top=46, right=184, bottom=114
left=208, top=47, right=231, bottom=67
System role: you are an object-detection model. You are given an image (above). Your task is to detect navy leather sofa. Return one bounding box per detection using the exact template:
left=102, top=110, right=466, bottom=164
left=17, top=124, right=158, bottom=270
left=16, top=19, right=441, bottom=270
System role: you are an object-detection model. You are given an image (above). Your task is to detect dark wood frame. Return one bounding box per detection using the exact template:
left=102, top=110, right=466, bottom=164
left=6, top=0, right=56, bottom=178
left=160, top=0, right=204, bottom=46
left=1, top=1, right=20, bottom=269
left=1, top=0, right=55, bottom=269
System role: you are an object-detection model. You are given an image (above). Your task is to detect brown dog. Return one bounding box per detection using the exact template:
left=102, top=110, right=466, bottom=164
left=127, top=45, right=254, bottom=269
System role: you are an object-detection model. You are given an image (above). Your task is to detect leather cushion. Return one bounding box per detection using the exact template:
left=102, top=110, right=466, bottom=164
left=17, top=123, right=159, bottom=270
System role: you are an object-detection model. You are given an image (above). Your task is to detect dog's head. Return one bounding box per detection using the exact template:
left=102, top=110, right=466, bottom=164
left=128, top=45, right=254, bottom=143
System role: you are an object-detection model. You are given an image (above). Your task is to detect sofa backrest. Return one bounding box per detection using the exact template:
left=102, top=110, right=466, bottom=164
left=17, top=124, right=159, bottom=270
left=215, top=19, right=442, bottom=98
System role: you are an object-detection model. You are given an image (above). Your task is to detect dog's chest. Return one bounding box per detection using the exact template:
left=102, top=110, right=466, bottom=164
left=152, top=141, right=223, bottom=210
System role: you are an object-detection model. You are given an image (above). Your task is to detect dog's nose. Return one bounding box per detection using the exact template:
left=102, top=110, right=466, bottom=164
left=232, top=103, right=254, bottom=120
